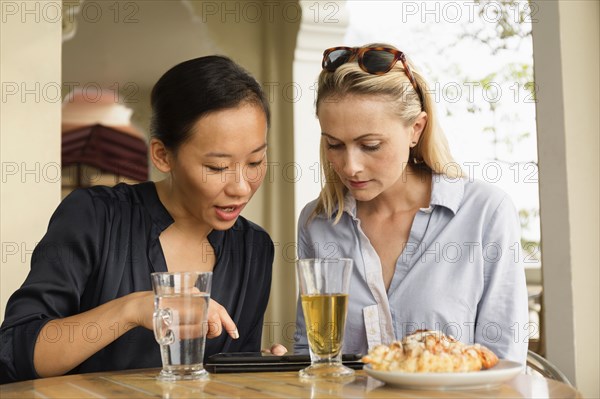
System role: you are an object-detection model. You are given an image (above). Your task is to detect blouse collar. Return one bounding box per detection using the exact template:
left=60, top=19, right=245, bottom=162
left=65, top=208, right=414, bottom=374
left=135, top=181, right=174, bottom=232
left=134, top=182, right=224, bottom=254
left=337, top=173, right=466, bottom=219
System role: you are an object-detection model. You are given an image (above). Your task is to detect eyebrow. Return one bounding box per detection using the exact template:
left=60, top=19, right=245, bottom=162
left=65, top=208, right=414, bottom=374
left=204, top=143, right=267, bottom=158
left=321, top=133, right=382, bottom=141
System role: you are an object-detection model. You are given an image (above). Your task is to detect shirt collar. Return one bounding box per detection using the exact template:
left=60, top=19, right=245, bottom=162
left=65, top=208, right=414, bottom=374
left=134, top=181, right=224, bottom=254
left=134, top=181, right=174, bottom=232
left=342, top=192, right=358, bottom=218
left=336, top=173, right=465, bottom=218
left=429, top=174, right=465, bottom=215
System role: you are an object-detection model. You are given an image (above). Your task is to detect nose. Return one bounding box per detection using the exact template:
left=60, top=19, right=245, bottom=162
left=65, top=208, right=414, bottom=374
left=341, top=149, right=363, bottom=177
left=224, top=165, right=252, bottom=198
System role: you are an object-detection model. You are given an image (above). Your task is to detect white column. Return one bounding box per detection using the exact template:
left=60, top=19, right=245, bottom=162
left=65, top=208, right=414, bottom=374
left=531, top=1, right=600, bottom=396
left=0, top=0, right=62, bottom=319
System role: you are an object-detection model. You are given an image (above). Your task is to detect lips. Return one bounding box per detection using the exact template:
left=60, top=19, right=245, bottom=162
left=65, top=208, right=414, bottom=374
left=348, top=180, right=370, bottom=189
left=214, top=204, right=245, bottom=222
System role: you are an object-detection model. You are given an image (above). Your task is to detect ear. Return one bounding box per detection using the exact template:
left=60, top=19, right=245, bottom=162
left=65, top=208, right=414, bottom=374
left=410, top=112, right=428, bottom=145
left=150, top=138, right=172, bottom=173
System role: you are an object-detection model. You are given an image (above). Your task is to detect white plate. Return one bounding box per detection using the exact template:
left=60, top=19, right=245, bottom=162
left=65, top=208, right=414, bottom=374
left=364, top=360, right=523, bottom=390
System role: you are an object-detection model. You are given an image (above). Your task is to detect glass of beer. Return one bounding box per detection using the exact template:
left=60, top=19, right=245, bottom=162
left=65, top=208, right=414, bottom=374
left=296, top=258, right=354, bottom=379
left=151, top=271, right=212, bottom=381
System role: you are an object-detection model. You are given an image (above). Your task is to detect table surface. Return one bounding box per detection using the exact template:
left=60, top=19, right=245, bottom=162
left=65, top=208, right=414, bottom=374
left=1, top=368, right=581, bottom=398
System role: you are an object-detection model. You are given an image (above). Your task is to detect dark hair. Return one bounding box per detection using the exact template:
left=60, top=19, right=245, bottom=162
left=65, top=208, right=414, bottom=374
left=150, top=55, right=270, bottom=151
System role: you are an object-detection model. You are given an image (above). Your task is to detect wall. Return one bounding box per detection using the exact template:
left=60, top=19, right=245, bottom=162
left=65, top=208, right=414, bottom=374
left=0, top=0, right=62, bottom=320
left=532, top=1, right=599, bottom=397
left=558, top=0, right=599, bottom=395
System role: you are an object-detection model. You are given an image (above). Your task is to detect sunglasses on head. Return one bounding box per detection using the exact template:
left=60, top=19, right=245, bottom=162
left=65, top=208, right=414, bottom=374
left=322, top=46, right=420, bottom=94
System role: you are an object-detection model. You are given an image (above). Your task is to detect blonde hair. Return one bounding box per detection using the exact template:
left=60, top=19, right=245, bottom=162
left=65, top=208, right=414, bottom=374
left=312, top=43, right=462, bottom=223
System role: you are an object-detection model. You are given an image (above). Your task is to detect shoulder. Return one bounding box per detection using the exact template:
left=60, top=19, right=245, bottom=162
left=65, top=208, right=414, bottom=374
left=54, top=183, right=150, bottom=226
left=85, top=182, right=145, bottom=205
left=461, top=178, right=515, bottom=215
left=62, top=182, right=142, bottom=208
left=298, top=198, right=320, bottom=227
left=463, top=178, right=506, bottom=199
left=460, top=179, right=519, bottom=235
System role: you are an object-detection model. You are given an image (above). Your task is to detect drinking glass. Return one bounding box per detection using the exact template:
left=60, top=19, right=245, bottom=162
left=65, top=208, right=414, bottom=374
left=296, top=258, right=354, bottom=379
left=151, top=271, right=212, bottom=381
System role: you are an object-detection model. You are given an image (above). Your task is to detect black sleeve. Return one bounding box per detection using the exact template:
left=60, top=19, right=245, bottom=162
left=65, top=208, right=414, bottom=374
left=239, top=237, right=274, bottom=352
left=238, top=316, right=266, bottom=352
left=0, top=189, right=101, bottom=383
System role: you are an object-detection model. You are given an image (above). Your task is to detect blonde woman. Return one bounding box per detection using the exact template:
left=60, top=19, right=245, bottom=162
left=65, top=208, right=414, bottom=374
left=294, top=44, right=528, bottom=363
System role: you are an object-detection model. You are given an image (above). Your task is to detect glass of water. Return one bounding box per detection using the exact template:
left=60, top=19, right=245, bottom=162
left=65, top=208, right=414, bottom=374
left=151, top=271, right=212, bottom=381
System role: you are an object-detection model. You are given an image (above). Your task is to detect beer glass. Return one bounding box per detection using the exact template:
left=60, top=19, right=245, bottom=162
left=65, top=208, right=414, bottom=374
left=151, top=271, right=212, bottom=381
left=296, top=258, right=354, bottom=378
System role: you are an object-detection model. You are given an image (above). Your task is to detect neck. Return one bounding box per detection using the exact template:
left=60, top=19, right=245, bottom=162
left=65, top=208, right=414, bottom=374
left=359, top=165, right=432, bottom=216
left=155, top=179, right=213, bottom=239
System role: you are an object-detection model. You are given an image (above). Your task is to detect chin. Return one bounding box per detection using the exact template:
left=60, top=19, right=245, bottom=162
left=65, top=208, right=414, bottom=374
left=210, top=218, right=238, bottom=231
left=349, top=190, right=378, bottom=202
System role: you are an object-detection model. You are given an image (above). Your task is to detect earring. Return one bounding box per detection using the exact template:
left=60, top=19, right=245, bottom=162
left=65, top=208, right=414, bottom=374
left=411, top=141, right=417, bottom=147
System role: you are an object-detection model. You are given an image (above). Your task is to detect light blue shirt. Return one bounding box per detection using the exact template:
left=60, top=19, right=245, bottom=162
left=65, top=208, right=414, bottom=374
left=294, top=175, right=529, bottom=364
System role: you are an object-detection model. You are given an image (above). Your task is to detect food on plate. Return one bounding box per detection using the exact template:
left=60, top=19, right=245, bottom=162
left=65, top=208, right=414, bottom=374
left=361, top=330, right=499, bottom=373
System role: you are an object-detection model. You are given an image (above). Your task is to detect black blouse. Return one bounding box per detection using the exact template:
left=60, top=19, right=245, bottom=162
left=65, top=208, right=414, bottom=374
left=0, top=182, right=274, bottom=383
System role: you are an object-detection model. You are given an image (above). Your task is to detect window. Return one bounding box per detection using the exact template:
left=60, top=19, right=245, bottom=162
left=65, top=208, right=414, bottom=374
left=345, top=0, right=541, bottom=347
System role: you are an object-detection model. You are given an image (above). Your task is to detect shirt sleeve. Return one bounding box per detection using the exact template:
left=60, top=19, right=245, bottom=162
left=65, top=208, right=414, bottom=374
left=476, top=195, right=529, bottom=364
left=0, top=189, right=101, bottom=383
left=241, top=235, right=274, bottom=352
left=238, top=316, right=265, bottom=352
left=293, top=208, right=314, bottom=354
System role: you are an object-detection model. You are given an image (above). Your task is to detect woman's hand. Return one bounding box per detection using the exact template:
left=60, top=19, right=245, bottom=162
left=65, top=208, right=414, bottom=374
left=129, top=291, right=155, bottom=330
left=206, top=299, right=238, bottom=339
left=261, top=344, right=288, bottom=355
left=132, top=293, right=238, bottom=339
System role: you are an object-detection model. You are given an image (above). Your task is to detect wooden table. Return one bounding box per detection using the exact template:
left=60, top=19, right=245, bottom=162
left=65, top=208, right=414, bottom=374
left=1, top=369, right=581, bottom=398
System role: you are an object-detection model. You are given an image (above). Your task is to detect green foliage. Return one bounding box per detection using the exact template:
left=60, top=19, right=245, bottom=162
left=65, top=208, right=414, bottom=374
left=460, top=2, right=536, bottom=157
left=462, top=1, right=541, bottom=259
left=468, top=0, right=533, bottom=54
